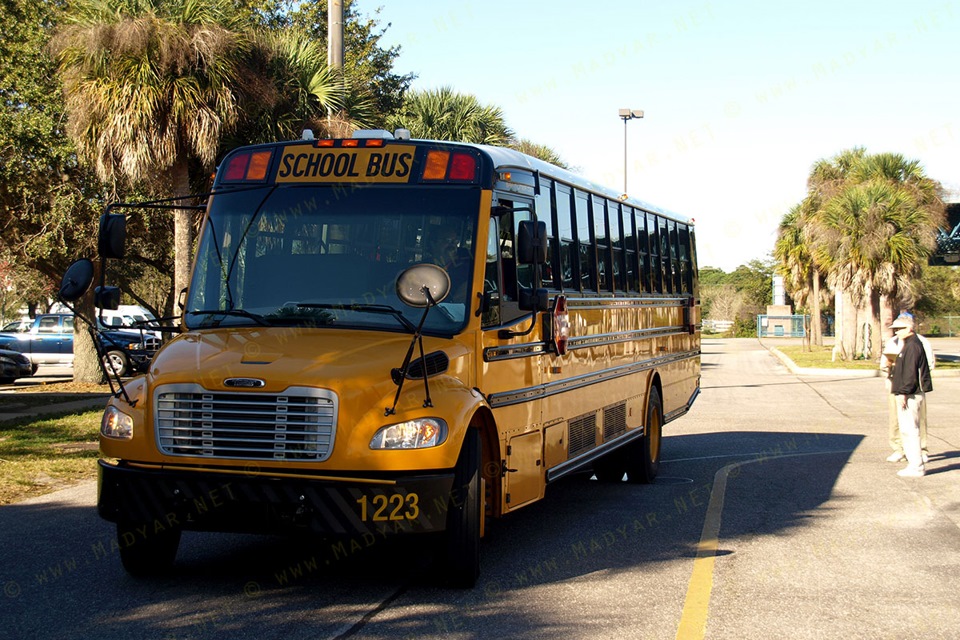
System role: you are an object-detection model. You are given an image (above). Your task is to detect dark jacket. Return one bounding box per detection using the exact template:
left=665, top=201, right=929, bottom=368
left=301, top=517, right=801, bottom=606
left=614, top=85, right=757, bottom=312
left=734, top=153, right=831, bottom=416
left=891, top=334, right=933, bottom=395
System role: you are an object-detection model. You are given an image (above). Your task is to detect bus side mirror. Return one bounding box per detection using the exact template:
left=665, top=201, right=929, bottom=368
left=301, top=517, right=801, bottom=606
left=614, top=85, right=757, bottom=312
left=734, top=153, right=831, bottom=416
left=517, top=220, right=547, bottom=265
left=58, top=259, right=95, bottom=302
left=98, top=213, right=127, bottom=260
left=519, top=287, right=548, bottom=312
left=94, top=286, right=121, bottom=311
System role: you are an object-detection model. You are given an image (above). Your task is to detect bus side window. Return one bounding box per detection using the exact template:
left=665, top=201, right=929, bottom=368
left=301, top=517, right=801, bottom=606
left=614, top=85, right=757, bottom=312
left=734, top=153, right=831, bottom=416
left=636, top=211, right=650, bottom=293
left=647, top=212, right=662, bottom=293
left=482, top=218, right=501, bottom=327
left=556, top=185, right=575, bottom=291
left=575, top=191, right=593, bottom=292
left=536, top=179, right=557, bottom=289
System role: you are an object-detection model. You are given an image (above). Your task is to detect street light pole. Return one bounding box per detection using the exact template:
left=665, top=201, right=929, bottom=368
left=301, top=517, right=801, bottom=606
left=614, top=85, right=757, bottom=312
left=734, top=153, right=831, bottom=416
left=618, top=108, right=644, bottom=195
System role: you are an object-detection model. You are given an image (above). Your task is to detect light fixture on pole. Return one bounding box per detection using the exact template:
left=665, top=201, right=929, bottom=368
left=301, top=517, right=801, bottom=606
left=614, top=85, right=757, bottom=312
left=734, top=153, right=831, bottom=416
left=618, top=108, right=644, bottom=196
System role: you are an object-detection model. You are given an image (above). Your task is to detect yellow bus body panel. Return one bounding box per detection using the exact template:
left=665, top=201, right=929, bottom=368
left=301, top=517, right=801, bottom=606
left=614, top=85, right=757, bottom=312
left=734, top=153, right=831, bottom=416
left=100, top=327, right=484, bottom=473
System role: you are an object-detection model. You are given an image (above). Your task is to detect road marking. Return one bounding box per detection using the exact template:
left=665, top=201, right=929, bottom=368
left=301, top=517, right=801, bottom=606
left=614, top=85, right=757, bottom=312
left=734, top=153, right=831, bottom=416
left=674, top=450, right=854, bottom=640
left=675, top=460, right=738, bottom=640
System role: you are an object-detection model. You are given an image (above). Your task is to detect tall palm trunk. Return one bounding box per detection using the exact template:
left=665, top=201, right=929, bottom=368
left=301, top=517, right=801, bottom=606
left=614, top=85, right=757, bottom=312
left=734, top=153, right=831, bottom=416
left=841, top=289, right=860, bottom=360
left=868, top=288, right=882, bottom=359
left=168, top=158, right=195, bottom=299
left=879, top=294, right=896, bottom=342
left=810, top=272, right=823, bottom=347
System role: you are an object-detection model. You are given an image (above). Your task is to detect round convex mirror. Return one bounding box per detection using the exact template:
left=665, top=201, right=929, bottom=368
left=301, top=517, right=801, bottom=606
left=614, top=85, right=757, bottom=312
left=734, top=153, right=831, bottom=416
left=59, top=258, right=95, bottom=302
left=396, top=263, right=451, bottom=308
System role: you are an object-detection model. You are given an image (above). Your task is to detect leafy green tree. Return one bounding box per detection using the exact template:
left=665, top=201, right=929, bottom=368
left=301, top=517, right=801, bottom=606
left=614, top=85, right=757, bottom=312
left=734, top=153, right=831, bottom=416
left=239, top=0, right=413, bottom=125
left=0, top=0, right=109, bottom=381
left=386, top=86, right=514, bottom=144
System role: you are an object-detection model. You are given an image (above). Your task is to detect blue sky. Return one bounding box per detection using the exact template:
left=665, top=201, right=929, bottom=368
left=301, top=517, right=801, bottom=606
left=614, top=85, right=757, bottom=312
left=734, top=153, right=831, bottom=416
left=370, top=0, right=959, bottom=271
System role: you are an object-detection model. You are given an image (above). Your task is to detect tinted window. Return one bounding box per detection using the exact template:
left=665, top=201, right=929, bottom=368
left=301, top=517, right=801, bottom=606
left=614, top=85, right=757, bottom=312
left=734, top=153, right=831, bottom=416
left=575, top=191, right=593, bottom=291
left=556, top=185, right=575, bottom=291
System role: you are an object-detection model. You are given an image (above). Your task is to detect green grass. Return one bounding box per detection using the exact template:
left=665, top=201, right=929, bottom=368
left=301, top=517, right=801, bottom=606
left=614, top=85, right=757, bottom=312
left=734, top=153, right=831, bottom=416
left=776, top=345, right=960, bottom=370
left=0, top=410, right=102, bottom=505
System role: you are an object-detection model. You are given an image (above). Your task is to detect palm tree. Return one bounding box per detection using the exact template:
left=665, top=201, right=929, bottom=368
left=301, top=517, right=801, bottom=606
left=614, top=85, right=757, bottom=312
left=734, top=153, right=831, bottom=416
left=386, top=86, right=514, bottom=144
left=851, top=153, right=944, bottom=343
left=804, top=150, right=944, bottom=359
left=52, top=0, right=253, bottom=298
left=52, top=1, right=350, bottom=300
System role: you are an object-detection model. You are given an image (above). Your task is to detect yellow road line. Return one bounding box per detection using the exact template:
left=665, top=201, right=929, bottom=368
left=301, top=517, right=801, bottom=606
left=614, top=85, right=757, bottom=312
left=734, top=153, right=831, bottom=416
left=675, top=450, right=854, bottom=639
left=675, top=461, right=739, bottom=640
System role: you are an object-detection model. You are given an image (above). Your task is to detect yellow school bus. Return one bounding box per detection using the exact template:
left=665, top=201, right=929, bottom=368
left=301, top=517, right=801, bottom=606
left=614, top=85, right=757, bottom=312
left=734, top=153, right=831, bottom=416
left=92, top=130, right=700, bottom=586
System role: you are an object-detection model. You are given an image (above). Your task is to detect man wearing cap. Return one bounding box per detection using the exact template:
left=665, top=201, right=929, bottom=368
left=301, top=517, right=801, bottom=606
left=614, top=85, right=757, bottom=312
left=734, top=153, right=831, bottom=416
left=880, top=311, right=934, bottom=463
left=888, top=312, right=933, bottom=477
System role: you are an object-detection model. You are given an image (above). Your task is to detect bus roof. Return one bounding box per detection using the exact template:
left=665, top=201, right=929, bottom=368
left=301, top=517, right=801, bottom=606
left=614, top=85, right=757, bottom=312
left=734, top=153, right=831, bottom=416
left=470, top=142, right=692, bottom=225
left=215, top=132, right=692, bottom=226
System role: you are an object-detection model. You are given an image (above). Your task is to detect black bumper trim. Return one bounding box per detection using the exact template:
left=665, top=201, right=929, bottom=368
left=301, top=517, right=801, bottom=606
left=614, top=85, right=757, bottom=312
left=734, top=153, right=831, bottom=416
left=97, top=461, right=456, bottom=538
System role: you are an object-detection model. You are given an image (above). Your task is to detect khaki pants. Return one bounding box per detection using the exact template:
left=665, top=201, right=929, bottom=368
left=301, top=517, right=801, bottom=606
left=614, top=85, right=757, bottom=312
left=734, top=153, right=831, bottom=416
left=888, top=391, right=928, bottom=454
left=896, top=393, right=925, bottom=472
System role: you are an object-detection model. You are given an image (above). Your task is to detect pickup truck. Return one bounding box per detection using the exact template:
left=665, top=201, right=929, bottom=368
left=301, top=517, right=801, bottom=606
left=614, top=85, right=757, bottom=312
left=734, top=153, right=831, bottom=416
left=0, top=313, right=160, bottom=379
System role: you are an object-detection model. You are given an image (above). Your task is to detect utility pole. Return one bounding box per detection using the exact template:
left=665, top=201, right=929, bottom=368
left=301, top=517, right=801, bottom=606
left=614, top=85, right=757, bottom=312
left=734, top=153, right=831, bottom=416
left=327, top=0, right=344, bottom=128
left=328, top=0, right=343, bottom=70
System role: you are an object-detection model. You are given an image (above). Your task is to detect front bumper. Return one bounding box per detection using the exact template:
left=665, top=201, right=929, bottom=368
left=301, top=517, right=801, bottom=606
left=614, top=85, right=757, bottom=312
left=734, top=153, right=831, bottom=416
left=97, top=460, right=456, bottom=538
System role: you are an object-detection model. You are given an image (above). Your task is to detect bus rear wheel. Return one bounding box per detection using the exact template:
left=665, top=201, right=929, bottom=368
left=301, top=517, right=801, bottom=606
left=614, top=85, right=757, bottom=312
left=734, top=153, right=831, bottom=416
left=626, top=387, right=662, bottom=484
left=441, top=428, right=481, bottom=588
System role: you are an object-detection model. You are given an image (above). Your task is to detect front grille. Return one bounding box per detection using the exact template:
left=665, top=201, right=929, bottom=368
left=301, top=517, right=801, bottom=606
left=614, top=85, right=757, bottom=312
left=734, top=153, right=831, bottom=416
left=155, top=384, right=338, bottom=461
left=144, top=336, right=161, bottom=351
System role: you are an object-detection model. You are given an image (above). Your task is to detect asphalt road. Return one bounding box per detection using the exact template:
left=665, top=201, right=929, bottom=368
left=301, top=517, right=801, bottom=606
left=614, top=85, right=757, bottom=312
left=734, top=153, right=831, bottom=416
left=1, top=338, right=958, bottom=639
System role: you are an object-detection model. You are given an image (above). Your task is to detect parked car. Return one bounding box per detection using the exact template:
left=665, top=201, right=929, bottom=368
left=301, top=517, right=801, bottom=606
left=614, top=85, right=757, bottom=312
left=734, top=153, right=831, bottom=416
left=1, top=319, right=32, bottom=333
left=0, top=347, right=34, bottom=384
left=0, top=313, right=160, bottom=378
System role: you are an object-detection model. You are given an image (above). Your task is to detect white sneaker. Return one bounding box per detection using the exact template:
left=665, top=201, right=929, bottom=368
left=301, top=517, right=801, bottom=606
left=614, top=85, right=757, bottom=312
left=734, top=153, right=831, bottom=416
left=922, top=452, right=929, bottom=464
left=886, top=452, right=906, bottom=463
left=897, top=467, right=925, bottom=478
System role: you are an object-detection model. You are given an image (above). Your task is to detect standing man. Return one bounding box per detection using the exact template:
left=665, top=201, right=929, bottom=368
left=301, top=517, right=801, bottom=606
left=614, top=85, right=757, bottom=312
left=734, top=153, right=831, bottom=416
left=888, top=313, right=933, bottom=478
left=880, top=312, right=935, bottom=463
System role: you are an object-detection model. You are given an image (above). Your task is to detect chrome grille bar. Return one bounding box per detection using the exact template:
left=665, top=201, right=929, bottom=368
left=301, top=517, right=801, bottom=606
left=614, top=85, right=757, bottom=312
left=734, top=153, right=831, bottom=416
left=154, top=384, right=338, bottom=461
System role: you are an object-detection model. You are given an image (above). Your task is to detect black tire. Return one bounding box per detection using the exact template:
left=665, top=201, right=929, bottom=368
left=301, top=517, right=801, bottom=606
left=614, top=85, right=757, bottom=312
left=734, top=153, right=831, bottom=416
left=117, top=521, right=181, bottom=576
left=103, top=350, right=129, bottom=377
left=442, top=428, right=481, bottom=588
left=593, top=448, right=626, bottom=482
left=626, top=387, right=663, bottom=484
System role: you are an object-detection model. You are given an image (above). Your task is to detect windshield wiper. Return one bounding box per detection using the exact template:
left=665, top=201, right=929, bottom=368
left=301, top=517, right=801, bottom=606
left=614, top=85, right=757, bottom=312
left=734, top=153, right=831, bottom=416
left=190, top=308, right=271, bottom=327
left=295, top=303, right=416, bottom=333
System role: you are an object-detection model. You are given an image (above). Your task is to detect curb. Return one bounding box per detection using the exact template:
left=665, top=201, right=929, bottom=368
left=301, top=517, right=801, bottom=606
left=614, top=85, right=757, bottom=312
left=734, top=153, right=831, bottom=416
left=0, top=396, right=110, bottom=423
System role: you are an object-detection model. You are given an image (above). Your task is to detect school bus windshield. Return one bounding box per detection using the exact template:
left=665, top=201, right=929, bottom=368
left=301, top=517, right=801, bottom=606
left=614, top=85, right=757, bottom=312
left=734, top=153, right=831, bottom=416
left=185, top=185, right=480, bottom=334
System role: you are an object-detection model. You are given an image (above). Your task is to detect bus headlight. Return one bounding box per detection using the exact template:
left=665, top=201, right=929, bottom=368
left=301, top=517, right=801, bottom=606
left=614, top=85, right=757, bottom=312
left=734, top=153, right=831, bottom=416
left=101, top=406, right=134, bottom=440
left=370, top=418, right=447, bottom=450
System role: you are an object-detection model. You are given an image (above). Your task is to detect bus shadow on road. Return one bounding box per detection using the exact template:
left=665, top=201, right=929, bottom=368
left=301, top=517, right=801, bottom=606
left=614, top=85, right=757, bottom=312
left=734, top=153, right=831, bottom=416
left=0, top=431, right=865, bottom=639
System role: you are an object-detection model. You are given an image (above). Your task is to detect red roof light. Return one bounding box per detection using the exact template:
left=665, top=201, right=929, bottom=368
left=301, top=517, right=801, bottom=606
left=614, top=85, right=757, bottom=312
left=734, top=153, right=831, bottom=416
left=449, top=153, right=477, bottom=180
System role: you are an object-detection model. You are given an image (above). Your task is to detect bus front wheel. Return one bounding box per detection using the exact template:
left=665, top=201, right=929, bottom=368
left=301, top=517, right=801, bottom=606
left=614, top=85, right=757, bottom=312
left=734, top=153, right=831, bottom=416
left=117, top=520, right=181, bottom=576
left=626, top=387, right=662, bottom=484
left=441, top=428, right=481, bottom=587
